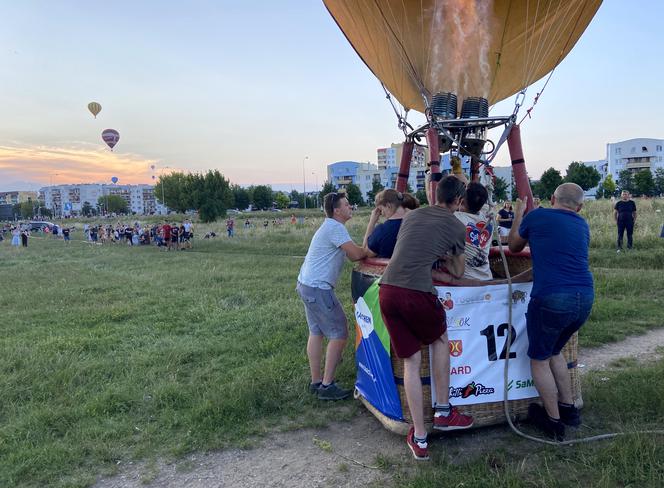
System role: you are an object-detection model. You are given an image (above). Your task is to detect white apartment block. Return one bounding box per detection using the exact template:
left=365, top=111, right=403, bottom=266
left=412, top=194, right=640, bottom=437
left=606, top=138, right=663, bottom=179
left=39, top=183, right=168, bottom=216
left=581, top=137, right=664, bottom=197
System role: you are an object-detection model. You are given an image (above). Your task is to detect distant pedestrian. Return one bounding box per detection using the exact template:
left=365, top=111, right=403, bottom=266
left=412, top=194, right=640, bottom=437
left=62, top=227, right=71, bottom=243
left=497, top=201, right=514, bottom=239
left=614, top=190, right=636, bottom=251
left=11, top=227, right=20, bottom=247
left=21, top=229, right=29, bottom=247
left=226, top=218, right=235, bottom=237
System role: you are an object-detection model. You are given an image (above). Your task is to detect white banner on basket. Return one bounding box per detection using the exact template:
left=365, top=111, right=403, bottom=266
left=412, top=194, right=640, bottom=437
left=430, top=283, right=538, bottom=406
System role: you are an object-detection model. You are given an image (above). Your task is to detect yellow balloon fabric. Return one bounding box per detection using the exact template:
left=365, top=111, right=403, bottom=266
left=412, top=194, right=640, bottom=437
left=88, top=102, right=102, bottom=118
left=324, top=0, right=602, bottom=113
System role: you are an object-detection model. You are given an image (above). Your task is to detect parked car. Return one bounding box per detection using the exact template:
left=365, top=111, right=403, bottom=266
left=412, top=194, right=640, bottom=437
left=28, top=221, right=54, bottom=232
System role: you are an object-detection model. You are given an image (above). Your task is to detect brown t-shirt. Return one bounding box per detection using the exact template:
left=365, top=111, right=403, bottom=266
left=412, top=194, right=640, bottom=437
left=380, top=205, right=465, bottom=294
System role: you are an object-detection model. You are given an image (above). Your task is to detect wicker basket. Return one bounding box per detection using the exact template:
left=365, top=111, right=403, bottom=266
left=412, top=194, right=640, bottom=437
left=354, top=250, right=582, bottom=435
left=489, top=248, right=532, bottom=279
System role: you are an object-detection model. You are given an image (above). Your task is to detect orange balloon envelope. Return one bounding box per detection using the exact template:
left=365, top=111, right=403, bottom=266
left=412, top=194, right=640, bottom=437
left=88, top=101, right=102, bottom=118
left=323, top=0, right=602, bottom=113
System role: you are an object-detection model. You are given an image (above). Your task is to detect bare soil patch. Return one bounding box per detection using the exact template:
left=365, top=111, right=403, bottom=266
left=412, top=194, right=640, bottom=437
left=94, top=329, right=664, bottom=488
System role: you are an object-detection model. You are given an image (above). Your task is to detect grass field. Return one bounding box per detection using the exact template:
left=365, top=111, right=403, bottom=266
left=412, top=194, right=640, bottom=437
left=1, top=199, right=663, bottom=487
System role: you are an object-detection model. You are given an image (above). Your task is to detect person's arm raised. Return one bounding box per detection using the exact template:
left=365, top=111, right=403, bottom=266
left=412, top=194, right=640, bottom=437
left=362, top=207, right=381, bottom=258
left=508, top=197, right=528, bottom=253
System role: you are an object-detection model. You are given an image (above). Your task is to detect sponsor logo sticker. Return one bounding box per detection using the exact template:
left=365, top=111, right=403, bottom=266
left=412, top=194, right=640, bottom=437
left=354, top=297, right=374, bottom=339
left=449, top=340, right=463, bottom=357
left=449, top=382, right=495, bottom=399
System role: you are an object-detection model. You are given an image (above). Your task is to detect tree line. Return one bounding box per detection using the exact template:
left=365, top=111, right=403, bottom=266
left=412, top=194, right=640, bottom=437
left=530, top=162, right=664, bottom=200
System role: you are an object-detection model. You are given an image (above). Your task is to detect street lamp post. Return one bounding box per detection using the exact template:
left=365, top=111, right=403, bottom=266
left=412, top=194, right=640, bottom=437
left=50, top=173, right=60, bottom=218
left=312, top=170, right=318, bottom=208
left=158, top=166, right=171, bottom=215
left=302, top=156, right=309, bottom=209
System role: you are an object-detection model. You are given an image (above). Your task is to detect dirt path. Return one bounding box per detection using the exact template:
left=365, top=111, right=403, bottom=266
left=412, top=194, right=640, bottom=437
left=94, top=329, right=664, bottom=488
left=577, top=327, right=664, bottom=372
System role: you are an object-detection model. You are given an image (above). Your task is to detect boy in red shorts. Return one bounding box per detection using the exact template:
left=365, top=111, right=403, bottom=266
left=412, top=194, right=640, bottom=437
left=379, top=176, right=474, bottom=461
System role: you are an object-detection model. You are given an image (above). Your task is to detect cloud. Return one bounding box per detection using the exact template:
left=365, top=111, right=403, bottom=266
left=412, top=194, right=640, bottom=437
left=0, top=143, right=162, bottom=189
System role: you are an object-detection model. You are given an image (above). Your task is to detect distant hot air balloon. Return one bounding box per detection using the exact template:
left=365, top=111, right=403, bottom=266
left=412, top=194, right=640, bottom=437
left=102, top=129, right=120, bottom=151
left=152, top=175, right=156, bottom=180
left=88, top=102, right=102, bottom=118
left=111, top=176, right=119, bottom=184
left=150, top=165, right=156, bottom=171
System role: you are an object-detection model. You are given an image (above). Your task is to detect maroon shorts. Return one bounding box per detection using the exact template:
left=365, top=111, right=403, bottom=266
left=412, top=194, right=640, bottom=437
left=378, top=284, right=446, bottom=359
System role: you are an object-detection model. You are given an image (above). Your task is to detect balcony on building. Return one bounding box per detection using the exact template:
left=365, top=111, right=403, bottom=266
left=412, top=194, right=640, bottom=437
left=625, top=156, right=653, bottom=171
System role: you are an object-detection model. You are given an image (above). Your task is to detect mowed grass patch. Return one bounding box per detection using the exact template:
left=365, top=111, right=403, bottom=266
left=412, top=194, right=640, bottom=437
left=0, top=199, right=662, bottom=487
left=388, top=359, right=664, bottom=488
left=0, top=234, right=357, bottom=487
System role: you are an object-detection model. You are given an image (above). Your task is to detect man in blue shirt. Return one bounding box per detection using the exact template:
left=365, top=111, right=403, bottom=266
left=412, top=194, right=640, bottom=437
left=509, top=183, right=594, bottom=440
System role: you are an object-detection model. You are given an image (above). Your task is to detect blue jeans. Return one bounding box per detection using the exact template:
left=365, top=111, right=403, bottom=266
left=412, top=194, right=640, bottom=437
left=526, top=293, right=594, bottom=360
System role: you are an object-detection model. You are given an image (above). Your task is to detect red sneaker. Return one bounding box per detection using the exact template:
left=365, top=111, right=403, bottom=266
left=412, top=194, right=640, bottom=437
left=406, top=427, right=430, bottom=461
left=433, top=406, right=474, bottom=431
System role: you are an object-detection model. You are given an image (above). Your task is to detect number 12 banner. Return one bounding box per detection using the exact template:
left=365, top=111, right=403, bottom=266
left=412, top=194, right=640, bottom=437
left=432, top=283, right=538, bottom=406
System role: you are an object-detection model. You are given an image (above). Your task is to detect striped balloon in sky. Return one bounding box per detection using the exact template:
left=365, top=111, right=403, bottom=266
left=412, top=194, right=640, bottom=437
left=88, top=101, right=102, bottom=118
left=102, top=129, right=120, bottom=151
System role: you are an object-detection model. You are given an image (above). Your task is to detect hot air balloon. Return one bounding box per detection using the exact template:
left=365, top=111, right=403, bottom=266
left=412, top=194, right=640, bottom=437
left=150, top=165, right=156, bottom=171
left=152, top=175, right=156, bottom=180
left=325, top=0, right=601, bottom=435
left=102, top=129, right=120, bottom=151
left=88, top=102, right=102, bottom=118
left=111, top=176, right=118, bottom=184
left=323, top=0, right=602, bottom=207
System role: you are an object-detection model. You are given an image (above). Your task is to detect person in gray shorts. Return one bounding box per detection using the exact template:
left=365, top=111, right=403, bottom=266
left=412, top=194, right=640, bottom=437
left=297, top=192, right=366, bottom=400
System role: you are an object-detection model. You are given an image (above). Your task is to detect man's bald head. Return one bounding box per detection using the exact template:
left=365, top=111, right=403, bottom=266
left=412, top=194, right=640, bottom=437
left=553, top=183, right=584, bottom=211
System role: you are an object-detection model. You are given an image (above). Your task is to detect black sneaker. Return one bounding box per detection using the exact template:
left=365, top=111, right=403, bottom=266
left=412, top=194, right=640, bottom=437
left=308, top=381, right=322, bottom=394
left=528, top=403, right=565, bottom=441
left=558, top=402, right=581, bottom=427
left=317, top=382, right=352, bottom=401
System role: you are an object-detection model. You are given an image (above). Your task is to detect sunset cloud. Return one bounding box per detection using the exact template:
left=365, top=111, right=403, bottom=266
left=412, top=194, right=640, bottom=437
left=0, top=143, right=163, bottom=189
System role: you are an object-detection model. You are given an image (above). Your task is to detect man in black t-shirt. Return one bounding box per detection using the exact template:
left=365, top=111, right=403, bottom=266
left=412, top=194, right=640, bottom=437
left=614, top=191, right=637, bottom=251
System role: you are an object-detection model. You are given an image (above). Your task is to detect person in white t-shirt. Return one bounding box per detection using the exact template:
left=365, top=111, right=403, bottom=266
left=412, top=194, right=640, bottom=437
left=296, top=192, right=366, bottom=401
left=454, top=182, right=493, bottom=281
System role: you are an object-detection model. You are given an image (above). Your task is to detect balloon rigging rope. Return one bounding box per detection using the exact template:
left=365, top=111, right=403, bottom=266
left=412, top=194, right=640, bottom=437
left=491, top=209, right=664, bottom=446
left=373, top=0, right=428, bottom=101
left=518, top=1, right=591, bottom=124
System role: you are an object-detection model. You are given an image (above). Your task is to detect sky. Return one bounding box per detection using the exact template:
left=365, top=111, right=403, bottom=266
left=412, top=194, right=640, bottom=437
left=0, top=1, right=662, bottom=193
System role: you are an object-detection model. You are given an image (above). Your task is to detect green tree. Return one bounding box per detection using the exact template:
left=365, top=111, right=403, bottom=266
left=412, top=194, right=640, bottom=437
left=274, top=192, right=290, bottom=209
left=319, top=181, right=336, bottom=204
left=601, top=174, right=617, bottom=198
left=98, top=195, right=128, bottom=214
left=633, top=169, right=655, bottom=197
left=231, top=185, right=250, bottom=211
left=365, top=180, right=385, bottom=205
left=415, top=189, right=428, bottom=206
left=81, top=201, right=95, bottom=217
left=653, top=168, right=664, bottom=196
left=156, top=172, right=194, bottom=213
left=564, top=162, right=601, bottom=191
left=493, top=176, right=509, bottom=202
left=13, top=201, right=34, bottom=219
left=189, top=170, right=233, bottom=222
left=617, top=170, right=635, bottom=194
left=252, top=185, right=273, bottom=210
left=538, top=168, right=563, bottom=200
left=345, top=183, right=364, bottom=206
